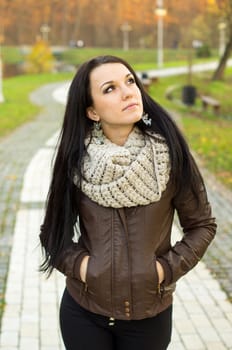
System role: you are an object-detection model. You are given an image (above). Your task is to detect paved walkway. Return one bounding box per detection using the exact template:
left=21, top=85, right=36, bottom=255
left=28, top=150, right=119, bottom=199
left=143, top=58, right=232, bottom=78
left=0, top=83, right=232, bottom=349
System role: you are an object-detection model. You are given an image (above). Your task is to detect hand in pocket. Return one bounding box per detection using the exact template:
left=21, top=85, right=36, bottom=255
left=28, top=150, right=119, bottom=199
left=156, top=260, right=165, bottom=284
left=80, top=255, right=90, bottom=283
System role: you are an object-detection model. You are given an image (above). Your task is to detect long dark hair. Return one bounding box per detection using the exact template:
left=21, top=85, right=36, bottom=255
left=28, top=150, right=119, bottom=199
left=40, top=55, right=204, bottom=275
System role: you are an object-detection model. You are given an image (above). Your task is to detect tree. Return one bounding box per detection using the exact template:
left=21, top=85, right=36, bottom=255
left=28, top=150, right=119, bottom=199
left=0, top=0, right=225, bottom=50
left=212, top=0, right=232, bottom=80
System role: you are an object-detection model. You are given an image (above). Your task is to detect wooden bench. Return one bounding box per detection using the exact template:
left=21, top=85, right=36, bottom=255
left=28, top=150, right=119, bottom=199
left=150, top=76, right=159, bottom=84
left=141, top=78, right=152, bottom=92
left=201, top=95, right=220, bottom=113
left=141, top=73, right=158, bottom=92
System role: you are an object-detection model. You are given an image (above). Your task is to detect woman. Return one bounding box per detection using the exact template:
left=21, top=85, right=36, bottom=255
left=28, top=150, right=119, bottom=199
left=40, top=55, right=216, bottom=350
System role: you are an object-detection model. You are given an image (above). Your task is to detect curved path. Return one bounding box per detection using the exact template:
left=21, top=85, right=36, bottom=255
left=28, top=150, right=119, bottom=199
left=0, top=82, right=232, bottom=349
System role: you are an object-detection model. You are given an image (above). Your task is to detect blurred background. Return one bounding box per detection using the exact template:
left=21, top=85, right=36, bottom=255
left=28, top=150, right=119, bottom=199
left=0, top=0, right=227, bottom=50
left=0, top=0, right=231, bottom=75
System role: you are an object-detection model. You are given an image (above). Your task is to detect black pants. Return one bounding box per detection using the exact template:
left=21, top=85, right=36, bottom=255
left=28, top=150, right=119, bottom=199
left=60, top=289, right=172, bottom=350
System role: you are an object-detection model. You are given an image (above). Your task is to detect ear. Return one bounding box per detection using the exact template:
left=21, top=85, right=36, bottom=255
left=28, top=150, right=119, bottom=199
left=86, top=107, right=100, bottom=122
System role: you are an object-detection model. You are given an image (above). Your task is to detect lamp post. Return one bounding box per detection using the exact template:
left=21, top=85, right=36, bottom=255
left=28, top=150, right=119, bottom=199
left=40, top=24, right=51, bottom=42
left=218, top=21, right=226, bottom=57
left=120, top=22, right=132, bottom=51
left=155, top=0, right=167, bottom=68
left=0, top=33, right=4, bottom=103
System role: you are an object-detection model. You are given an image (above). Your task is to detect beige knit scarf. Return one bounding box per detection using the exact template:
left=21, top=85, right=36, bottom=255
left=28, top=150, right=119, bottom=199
left=75, top=127, right=170, bottom=208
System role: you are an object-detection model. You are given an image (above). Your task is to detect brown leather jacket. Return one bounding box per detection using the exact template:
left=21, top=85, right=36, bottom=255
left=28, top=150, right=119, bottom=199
left=56, top=180, right=216, bottom=320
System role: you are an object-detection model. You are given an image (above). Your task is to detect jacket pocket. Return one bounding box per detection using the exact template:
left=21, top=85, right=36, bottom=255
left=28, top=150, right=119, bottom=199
left=154, top=257, right=175, bottom=298
left=84, top=256, right=111, bottom=307
left=153, top=256, right=161, bottom=293
left=84, top=256, right=92, bottom=291
left=140, top=255, right=160, bottom=298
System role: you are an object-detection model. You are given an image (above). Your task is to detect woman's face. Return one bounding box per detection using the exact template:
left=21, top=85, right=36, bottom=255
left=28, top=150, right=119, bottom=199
left=86, top=63, right=143, bottom=138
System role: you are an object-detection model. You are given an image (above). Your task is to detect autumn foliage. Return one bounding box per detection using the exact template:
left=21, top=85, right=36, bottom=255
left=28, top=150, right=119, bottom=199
left=0, top=0, right=224, bottom=48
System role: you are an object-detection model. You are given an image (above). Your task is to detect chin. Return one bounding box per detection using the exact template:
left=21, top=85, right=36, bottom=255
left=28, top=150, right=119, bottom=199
left=123, top=112, right=142, bottom=125
left=134, top=114, right=142, bottom=123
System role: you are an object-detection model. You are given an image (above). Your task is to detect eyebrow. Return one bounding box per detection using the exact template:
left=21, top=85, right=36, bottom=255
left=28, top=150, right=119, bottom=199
left=100, top=73, right=133, bottom=88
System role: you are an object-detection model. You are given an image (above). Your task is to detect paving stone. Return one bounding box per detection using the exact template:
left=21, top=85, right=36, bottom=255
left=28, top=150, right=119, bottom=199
left=174, top=319, right=196, bottom=334
left=0, top=331, right=19, bottom=347
left=168, top=342, right=186, bottom=350
left=197, top=326, right=221, bottom=342
left=211, top=318, right=232, bottom=332
left=19, top=338, right=39, bottom=350
left=181, top=334, right=205, bottom=350
left=220, top=332, right=232, bottom=348
left=205, top=343, right=226, bottom=350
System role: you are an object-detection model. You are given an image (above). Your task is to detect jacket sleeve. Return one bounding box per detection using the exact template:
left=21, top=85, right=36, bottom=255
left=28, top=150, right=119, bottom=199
left=157, top=183, right=217, bottom=286
left=55, top=235, right=89, bottom=281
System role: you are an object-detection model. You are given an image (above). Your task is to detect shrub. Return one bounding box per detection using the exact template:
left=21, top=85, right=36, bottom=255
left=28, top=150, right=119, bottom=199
left=195, top=44, right=211, bottom=58
left=24, top=38, right=55, bottom=74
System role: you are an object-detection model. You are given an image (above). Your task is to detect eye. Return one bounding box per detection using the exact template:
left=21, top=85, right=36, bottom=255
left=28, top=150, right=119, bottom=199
left=103, top=85, right=115, bottom=94
left=127, top=76, right=135, bottom=84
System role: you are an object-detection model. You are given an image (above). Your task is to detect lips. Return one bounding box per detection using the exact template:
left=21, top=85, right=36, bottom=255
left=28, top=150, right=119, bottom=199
left=122, top=103, right=138, bottom=111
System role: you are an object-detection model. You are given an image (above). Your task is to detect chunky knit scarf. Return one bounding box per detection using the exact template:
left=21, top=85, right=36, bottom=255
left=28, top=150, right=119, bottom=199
left=74, top=127, right=170, bottom=208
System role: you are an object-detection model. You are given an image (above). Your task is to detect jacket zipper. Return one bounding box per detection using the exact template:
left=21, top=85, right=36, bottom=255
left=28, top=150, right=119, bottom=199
left=110, top=210, right=114, bottom=317
left=118, top=208, right=132, bottom=315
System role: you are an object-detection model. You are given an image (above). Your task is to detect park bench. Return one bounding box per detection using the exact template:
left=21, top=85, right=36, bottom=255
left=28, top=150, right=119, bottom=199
left=141, top=72, right=158, bottom=92
left=141, top=73, right=158, bottom=92
left=142, top=78, right=152, bottom=92
left=200, top=95, right=220, bottom=114
left=150, top=76, right=159, bottom=84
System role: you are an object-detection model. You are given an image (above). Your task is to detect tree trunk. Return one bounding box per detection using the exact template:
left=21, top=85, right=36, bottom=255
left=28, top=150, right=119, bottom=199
left=212, top=37, right=232, bottom=80
left=62, top=0, right=68, bottom=45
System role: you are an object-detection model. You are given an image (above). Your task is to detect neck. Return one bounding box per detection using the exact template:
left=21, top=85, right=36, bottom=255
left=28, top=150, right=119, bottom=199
left=102, top=125, right=134, bottom=146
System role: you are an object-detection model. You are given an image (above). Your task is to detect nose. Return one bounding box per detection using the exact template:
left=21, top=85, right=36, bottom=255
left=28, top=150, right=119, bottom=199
left=121, top=84, right=133, bottom=100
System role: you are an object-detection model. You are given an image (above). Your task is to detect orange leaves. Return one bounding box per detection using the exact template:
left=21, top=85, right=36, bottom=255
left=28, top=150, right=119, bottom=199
left=2, top=0, right=231, bottom=46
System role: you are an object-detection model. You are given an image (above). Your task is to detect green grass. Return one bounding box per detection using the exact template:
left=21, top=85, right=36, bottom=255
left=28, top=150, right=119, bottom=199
left=1, top=46, right=25, bottom=64
left=59, top=47, right=219, bottom=71
left=2, top=46, right=219, bottom=71
left=0, top=72, right=73, bottom=138
left=181, top=116, right=232, bottom=188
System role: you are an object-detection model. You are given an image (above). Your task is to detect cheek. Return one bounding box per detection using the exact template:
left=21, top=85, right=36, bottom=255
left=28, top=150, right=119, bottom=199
left=136, top=89, right=143, bottom=107
left=135, top=86, right=142, bottom=98
left=94, top=98, right=116, bottom=116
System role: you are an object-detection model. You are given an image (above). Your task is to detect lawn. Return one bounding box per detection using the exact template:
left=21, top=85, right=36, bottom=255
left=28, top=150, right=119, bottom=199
left=181, top=116, right=232, bottom=187
left=0, top=72, right=73, bottom=137
left=54, top=47, right=219, bottom=71
left=2, top=46, right=219, bottom=71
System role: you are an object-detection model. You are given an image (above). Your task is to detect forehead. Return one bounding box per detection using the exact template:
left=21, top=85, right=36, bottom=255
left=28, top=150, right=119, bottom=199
left=90, top=63, right=132, bottom=86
